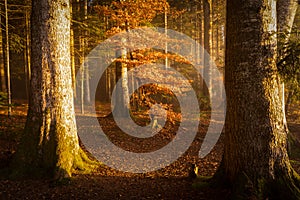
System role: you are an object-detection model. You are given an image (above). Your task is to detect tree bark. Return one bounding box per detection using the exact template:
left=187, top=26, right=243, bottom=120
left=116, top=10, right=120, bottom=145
left=12, top=0, right=95, bottom=179
left=277, top=0, right=298, bottom=46
left=214, top=0, right=300, bottom=199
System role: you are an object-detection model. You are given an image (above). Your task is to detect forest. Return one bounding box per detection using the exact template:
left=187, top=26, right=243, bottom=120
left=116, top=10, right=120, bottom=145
left=0, top=0, right=300, bottom=199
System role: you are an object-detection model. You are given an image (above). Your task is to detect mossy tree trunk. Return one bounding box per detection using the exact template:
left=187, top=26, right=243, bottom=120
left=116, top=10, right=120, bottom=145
left=215, top=0, right=300, bottom=199
left=12, top=0, right=95, bottom=179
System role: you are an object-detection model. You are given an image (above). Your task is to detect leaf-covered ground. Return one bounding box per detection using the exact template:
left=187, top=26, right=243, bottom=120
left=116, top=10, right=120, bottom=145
left=0, top=101, right=299, bottom=199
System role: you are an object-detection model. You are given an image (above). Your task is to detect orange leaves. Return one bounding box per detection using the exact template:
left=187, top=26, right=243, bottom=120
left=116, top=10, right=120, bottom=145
left=95, top=0, right=170, bottom=30
left=96, top=5, right=110, bottom=16
left=112, top=48, right=191, bottom=69
left=133, top=65, right=192, bottom=94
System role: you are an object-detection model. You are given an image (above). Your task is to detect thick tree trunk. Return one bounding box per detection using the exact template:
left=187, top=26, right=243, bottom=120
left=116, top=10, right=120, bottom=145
left=12, top=0, right=95, bottom=179
left=214, top=0, right=300, bottom=199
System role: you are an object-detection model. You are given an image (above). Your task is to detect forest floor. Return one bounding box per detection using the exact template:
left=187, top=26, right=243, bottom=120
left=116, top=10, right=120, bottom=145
left=0, top=101, right=299, bottom=199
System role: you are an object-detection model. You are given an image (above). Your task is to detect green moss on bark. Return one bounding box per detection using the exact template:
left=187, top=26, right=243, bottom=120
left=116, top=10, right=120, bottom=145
left=209, top=166, right=300, bottom=200
left=10, top=121, right=100, bottom=180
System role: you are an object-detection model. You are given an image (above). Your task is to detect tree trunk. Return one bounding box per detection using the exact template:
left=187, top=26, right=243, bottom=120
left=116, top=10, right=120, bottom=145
left=24, top=8, right=31, bottom=100
left=4, top=0, right=11, bottom=116
left=214, top=0, right=300, bottom=199
left=0, top=5, right=6, bottom=93
left=203, top=0, right=212, bottom=98
left=277, top=0, right=299, bottom=154
left=285, top=89, right=294, bottom=114
left=70, top=1, right=76, bottom=99
left=114, top=47, right=130, bottom=118
left=105, top=67, right=111, bottom=102
left=198, top=0, right=204, bottom=92
left=12, top=0, right=95, bottom=179
left=211, top=0, right=215, bottom=59
left=164, top=7, right=169, bottom=69
left=83, top=0, right=90, bottom=104
left=277, top=0, right=298, bottom=47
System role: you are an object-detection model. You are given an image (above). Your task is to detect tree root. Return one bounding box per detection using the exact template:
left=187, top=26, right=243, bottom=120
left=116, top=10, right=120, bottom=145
left=72, top=148, right=102, bottom=174
left=52, top=148, right=102, bottom=184
left=269, top=169, right=300, bottom=200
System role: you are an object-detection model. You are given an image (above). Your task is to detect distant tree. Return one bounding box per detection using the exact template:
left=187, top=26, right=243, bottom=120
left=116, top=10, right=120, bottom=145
left=214, top=0, right=300, bottom=199
left=277, top=0, right=298, bottom=115
left=277, top=0, right=298, bottom=48
left=0, top=5, right=6, bottom=93
left=0, top=0, right=31, bottom=104
left=4, top=0, right=12, bottom=116
left=277, top=0, right=299, bottom=114
left=12, top=0, right=96, bottom=179
left=95, top=0, right=169, bottom=117
left=203, top=0, right=211, bottom=97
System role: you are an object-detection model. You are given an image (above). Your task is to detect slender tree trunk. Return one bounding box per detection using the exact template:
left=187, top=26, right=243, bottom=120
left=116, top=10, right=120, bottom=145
left=80, top=36, right=85, bottom=114
left=277, top=0, right=299, bottom=150
left=203, top=0, right=212, bottom=98
left=12, top=0, right=95, bottom=179
left=70, top=0, right=76, bottom=98
left=277, top=0, right=298, bottom=47
left=211, top=0, right=215, bottom=60
left=83, top=0, right=90, bottom=104
left=285, top=89, right=294, bottom=114
left=78, top=0, right=90, bottom=113
left=114, top=46, right=130, bottom=117
left=198, top=0, right=204, bottom=92
left=4, top=0, right=11, bottom=116
left=105, top=68, right=111, bottom=102
left=24, top=9, right=31, bottom=101
left=164, top=7, right=169, bottom=69
left=215, top=3, right=219, bottom=64
left=277, top=0, right=298, bottom=110
left=121, top=64, right=129, bottom=108
left=214, top=0, right=300, bottom=199
left=0, top=5, right=6, bottom=93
